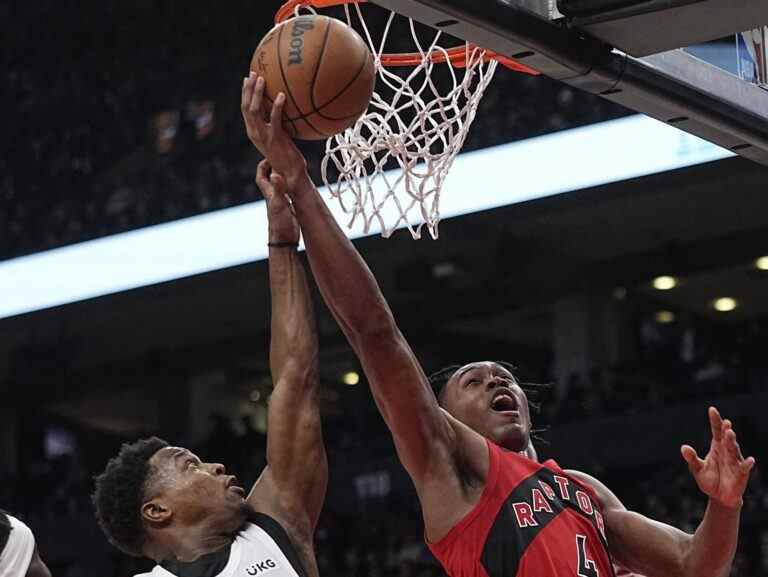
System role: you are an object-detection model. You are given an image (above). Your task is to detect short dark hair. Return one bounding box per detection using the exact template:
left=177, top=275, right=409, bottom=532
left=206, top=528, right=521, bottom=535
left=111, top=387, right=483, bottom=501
left=0, top=509, right=11, bottom=556
left=428, top=362, right=529, bottom=403
left=428, top=364, right=462, bottom=405
left=92, top=436, right=169, bottom=556
left=428, top=361, right=548, bottom=414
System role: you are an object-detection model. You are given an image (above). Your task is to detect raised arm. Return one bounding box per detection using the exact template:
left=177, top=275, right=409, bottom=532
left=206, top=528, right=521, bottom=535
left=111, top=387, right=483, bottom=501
left=240, top=73, right=486, bottom=523
left=569, top=407, right=754, bottom=577
left=291, top=175, right=464, bottom=477
left=246, top=160, right=327, bottom=535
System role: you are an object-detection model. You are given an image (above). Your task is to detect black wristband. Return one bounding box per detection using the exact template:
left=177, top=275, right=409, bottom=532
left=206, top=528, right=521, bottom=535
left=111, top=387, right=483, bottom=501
left=268, top=241, right=299, bottom=248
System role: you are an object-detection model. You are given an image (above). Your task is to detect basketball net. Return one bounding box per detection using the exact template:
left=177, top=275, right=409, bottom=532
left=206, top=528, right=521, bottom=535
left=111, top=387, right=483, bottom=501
left=276, top=0, right=537, bottom=239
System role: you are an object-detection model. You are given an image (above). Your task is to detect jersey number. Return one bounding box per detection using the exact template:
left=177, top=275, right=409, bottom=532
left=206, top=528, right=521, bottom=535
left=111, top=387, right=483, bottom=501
left=576, top=535, right=599, bottom=577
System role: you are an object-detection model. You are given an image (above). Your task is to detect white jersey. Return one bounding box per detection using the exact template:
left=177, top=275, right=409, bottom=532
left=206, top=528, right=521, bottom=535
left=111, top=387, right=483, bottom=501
left=135, top=514, right=307, bottom=577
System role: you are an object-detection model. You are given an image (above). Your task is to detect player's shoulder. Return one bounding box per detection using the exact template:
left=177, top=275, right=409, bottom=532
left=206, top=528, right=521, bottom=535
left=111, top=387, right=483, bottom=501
left=238, top=520, right=264, bottom=540
left=239, top=514, right=295, bottom=547
left=564, top=469, right=626, bottom=511
left=564, top=468, right=602, bottom=486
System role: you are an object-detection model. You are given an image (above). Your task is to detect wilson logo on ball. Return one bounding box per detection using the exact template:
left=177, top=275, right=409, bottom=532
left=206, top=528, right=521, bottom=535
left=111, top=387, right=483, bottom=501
left=250, top=14, right=375, bottom=139
left=288, top=19, right=314, bottom=66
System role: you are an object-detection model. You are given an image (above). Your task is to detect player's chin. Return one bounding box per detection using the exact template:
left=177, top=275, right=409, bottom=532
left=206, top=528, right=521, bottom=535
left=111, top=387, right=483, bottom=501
left=492, top=422, right=528, bottom=451
left=219, top=501, right=250, bottom=533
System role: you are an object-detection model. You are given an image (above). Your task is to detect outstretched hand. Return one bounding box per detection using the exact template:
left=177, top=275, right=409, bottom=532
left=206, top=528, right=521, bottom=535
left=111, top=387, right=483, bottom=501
left=241, top=72, right=307, bottom=192
left=681, top=406, right=756, bottom=508
left=256, top=159, right=299, bottom=246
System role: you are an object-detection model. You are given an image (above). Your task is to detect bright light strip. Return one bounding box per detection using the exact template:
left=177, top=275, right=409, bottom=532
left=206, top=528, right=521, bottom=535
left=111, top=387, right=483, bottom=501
left=0, top=115, right=734, bottom=319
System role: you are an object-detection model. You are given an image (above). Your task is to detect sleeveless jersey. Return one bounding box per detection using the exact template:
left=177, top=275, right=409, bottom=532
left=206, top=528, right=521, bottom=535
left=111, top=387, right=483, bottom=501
left=429, top=440, right=615, bottom=577
left=135, top=513, right=308, bottom=577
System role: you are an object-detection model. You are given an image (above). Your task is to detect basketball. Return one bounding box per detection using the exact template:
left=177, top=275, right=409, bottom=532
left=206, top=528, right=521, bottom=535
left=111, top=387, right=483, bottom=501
left=250, top=15, right=376, bottom=140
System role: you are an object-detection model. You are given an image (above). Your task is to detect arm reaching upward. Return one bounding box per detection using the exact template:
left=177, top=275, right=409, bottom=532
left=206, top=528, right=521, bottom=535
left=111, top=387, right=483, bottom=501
left=241, top=73, right=488, bottom=541
left=247, top=160, right=327, bottom=537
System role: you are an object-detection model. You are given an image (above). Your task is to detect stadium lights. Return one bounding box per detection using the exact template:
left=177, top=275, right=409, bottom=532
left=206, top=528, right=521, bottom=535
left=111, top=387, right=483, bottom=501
left=654, top=310, right=676, bottom=324
left=342, top=371, right=360, bottom=385
left=713, top=297, right=738, bottom=312
left=756, top=256, right=768, bottom=270
left=652, top=276, right=678, bottom=291
left=0, top=114, right=734, bottom=320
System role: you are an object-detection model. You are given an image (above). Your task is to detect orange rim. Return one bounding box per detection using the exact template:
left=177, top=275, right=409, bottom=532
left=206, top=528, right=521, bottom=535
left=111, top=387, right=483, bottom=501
left=275, top=0, right=539, bottom=75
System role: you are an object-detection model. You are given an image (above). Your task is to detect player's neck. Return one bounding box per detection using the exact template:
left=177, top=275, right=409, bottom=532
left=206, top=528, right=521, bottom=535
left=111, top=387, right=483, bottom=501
left=161, top=541, right=232, bottom=577
left=152, top=530, right=234, bottom=565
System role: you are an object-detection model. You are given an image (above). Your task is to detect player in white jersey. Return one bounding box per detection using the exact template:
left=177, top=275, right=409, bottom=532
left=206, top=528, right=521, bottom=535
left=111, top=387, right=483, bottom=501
left=92, top=158, right=327, bottom=577
left=0, top=510, right=51, bottom=577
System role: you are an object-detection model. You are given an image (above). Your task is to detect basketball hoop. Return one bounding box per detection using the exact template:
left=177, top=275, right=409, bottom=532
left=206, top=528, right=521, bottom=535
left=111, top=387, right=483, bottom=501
left=275, top=0, right=538, bottom=238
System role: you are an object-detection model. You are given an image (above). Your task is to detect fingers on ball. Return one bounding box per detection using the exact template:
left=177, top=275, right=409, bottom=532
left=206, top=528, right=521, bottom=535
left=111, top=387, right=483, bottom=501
left=241, top=77, right=254, bottom=115
left=250, top=79, right=263, bottom=114
left=271, top=93, right=286, bottom=125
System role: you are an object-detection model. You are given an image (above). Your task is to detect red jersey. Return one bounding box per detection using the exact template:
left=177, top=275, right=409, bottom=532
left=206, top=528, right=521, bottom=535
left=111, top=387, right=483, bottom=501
left=428, top=440, right=615, bottom=577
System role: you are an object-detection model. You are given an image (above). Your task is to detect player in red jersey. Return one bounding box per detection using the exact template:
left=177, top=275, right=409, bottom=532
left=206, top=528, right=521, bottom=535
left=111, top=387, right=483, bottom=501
left=242, top=73, right=756, bottom=577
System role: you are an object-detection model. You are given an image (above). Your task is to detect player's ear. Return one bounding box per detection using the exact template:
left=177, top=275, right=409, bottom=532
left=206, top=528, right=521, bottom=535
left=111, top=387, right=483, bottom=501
left=142, top=499, right=173, bottom=525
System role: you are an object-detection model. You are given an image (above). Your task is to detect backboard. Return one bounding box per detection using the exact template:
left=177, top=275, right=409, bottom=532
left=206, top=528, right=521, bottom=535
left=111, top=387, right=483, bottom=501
left=368, top=0, right=768, bottom=165
left=683, top=31, right=767, bottom=89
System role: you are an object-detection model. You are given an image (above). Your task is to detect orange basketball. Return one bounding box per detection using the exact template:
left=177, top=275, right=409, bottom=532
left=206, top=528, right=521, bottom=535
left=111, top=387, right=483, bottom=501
left=250, top=15, right=376, bottom=140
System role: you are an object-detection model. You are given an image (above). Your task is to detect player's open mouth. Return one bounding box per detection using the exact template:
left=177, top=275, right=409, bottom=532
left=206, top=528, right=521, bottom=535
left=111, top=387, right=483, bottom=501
left=227, top=476, right=246, bottom=496
left=490, top=391, right=519, bottom=414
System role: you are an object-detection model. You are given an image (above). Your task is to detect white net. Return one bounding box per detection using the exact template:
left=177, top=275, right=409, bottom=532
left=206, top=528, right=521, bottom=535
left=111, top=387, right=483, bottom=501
left=290, top=2, right=499, bottom=239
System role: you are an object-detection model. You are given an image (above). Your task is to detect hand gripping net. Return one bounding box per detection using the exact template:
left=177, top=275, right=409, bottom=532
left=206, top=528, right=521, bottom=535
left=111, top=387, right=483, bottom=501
left=276, top=0, right=538, bottom=239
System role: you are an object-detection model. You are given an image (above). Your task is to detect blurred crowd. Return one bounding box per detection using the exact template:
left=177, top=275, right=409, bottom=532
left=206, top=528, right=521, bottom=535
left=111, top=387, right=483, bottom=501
left=550, top=313, right=767, bottom=424
left=2, top=0, right=627, bottom=261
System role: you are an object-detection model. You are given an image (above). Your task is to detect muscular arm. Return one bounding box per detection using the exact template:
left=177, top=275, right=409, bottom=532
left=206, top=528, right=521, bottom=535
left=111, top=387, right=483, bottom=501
left=568, top=470, right=741, bottom=577
left=289, top=175, right=461, bottom=477
left=241, top=74, right=489, bottom=540
left=247, top=164, right=327, bottom=535
left=288, top=175, right=490, bottom=540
